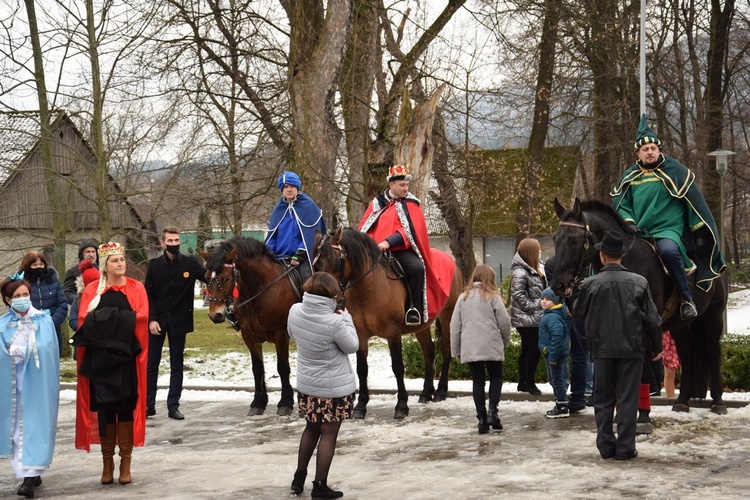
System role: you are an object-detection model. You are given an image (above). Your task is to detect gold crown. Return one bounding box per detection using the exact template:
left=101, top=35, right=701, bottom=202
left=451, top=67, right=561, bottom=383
left=386, top=164, right=412, bottom=182
left=98, top=241, right=125, bottom=258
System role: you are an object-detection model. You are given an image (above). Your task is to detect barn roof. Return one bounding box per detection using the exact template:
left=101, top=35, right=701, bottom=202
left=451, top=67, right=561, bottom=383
left=0, top=111, right=43, bottom=181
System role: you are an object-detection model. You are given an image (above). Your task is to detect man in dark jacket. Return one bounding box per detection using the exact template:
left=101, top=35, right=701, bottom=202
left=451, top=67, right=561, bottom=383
left=573, top=230, right=662, bottom=461
left=63, top=239, right=99, bottom=304
left=145, top=227, right=206, bottom=420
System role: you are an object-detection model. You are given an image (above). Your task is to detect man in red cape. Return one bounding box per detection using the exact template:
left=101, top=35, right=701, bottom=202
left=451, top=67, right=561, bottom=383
left=74, top=250, right=149, bottom=457
left=359, top=165, right=454, bottom=325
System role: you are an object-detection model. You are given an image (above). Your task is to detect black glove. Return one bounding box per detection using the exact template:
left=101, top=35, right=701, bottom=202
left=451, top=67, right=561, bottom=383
left=625, top=222, right=638, bottom=235
left=291, top=249, right=307, bottom=264
left=694, top=227, right=712, bottom=250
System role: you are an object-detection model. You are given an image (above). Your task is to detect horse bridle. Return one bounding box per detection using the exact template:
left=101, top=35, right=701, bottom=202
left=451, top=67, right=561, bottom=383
left=558, top=218, right=599, bottom=289
left=206, top=260, right=296, bottom=311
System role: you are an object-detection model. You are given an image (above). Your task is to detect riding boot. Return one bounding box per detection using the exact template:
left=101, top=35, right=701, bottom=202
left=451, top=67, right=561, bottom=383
left=117, top=421, right=134, bottom=485
left=311, top=479, right=344, bottom=499
left=488, top=402, right=502, bottom=430
left=476, top=409, right=489, bottom=434
left=100, top=423, right=117, bottom=485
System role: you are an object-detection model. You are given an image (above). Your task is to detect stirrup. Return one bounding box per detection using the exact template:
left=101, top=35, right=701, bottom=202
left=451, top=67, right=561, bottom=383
left=405, top=307, right=421, bottom=326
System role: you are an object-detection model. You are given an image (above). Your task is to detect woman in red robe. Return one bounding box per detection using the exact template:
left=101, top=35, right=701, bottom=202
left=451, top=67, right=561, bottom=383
left=73, top=242, right=148, bottom=486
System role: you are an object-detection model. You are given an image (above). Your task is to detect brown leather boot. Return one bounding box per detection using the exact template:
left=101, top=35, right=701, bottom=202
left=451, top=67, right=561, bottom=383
left=117, top=421, right=134, bottom=484
left=100, top=423, right=117, bottom=484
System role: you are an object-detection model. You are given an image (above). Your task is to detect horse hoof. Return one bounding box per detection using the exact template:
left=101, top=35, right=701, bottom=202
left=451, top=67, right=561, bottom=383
left=672, top=403, right=690, bottom=413
left=247, top=406, right=266, bottom=416
left=277, top=406, right=294, bottom=416
left=393, top=409, right=409, bottom=419
left=433, top=393, right=447, bottom=403
left=418, top=395, right=432, bottom=404
left=711, top=404, right=728, bottom=415
left=353, top=408, right=367, bottom=419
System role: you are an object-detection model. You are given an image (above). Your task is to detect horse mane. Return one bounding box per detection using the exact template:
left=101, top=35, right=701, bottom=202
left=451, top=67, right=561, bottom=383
left=340, top=227, right=381, bottom=273
left=205, top=237, right=273, bottom=271
left=575, top=199, right=632, bottom=233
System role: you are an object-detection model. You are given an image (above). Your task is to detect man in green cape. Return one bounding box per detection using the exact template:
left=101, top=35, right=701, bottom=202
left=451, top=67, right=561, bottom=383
left=611, top=114, right=727, bottom=320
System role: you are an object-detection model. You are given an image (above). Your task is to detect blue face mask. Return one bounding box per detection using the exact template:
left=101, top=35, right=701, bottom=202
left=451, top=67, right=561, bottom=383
left=11, top=297, right=31, bottom=313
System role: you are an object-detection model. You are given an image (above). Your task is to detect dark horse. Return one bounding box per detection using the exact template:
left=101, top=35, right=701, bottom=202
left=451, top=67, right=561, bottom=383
left=202, top=237, right=296, bottom=416
left=313, top=227, right=463, bottom=419
left=550, top=198, right=729, bottom=414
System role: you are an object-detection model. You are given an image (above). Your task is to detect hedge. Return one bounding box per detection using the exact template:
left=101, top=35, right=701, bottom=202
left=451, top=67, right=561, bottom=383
left=402, top=328, right=750, bottom=392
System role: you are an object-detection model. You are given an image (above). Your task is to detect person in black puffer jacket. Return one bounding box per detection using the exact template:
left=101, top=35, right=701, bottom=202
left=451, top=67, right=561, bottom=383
left=20, top=251, right=69, bottom=357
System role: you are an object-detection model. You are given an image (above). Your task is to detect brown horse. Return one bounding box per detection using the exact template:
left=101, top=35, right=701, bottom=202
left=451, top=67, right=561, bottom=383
left=313, top=227, right=463, bottom=419
left=201, top=237, right=297, bottom=416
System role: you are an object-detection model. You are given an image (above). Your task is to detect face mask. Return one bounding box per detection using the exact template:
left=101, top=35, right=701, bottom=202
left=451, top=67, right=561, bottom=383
left=11, top=297, right=31, bottom=313
left=166, top=244, right=180, bottom=255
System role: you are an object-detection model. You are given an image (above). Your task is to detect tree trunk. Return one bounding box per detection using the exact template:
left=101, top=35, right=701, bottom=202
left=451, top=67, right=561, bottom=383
left=516, top=0, right=560, bottom=241
left=702, top=0, right=735, bottom=222
left=340, top=0, right=379, bottom=224
left=288, top=0, right=352, bottom=226
left=85, top=0, right=111, bottom=241
left=24, top=0, right=66, bottom=270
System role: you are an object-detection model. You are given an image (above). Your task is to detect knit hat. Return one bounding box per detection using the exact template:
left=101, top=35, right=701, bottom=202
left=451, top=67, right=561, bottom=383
left=540, top=287, right=561, bottom=305
left=78, top=260, right=100, bottom=286
left=386, top=164, right=412, bottom=182
left=634, top=114, right=661, bottom=151
left=278, top=171, right=302, bottom=191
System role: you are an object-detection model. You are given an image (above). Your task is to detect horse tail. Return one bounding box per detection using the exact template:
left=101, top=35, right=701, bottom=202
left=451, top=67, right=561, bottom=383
left=434, top=317, right=442, bottom=350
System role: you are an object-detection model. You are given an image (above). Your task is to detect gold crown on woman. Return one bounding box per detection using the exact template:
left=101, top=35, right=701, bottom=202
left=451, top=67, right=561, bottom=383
left=98, top=241, right=125, bottom=258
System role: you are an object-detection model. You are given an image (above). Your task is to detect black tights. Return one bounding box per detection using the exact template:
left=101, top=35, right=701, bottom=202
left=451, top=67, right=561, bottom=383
left=296, top=420, right=343, bottom=482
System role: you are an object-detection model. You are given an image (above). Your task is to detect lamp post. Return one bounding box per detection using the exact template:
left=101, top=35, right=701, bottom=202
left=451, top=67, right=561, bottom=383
left=707, top=149, right=735, bottom=337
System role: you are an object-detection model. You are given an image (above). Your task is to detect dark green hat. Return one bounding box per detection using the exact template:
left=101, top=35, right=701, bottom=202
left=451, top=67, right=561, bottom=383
left=634, top=114, right=661, bottom=151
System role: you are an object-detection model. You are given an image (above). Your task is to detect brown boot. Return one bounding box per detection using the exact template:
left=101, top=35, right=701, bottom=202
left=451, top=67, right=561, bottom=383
left=117, top=421, right=134, bottom=484
left=100, top=423, right=117, bottom=484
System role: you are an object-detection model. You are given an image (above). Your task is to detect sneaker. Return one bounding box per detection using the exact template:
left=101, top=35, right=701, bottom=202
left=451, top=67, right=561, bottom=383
left=546, top=403, right=569, bottom=419
left=680, top=301, right=698, bottom=320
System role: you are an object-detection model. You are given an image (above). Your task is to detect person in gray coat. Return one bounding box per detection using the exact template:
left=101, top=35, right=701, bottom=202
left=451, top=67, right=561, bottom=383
left=451, top=265, right=511, bottom=434
left=287, top=272, right=358, bottom=499
left=509, top=238, right=546, bottom=395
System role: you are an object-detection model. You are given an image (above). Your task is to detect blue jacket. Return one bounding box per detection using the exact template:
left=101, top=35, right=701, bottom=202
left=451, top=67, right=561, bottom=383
left=28, top=267, right=68, bottom=335
left=538, top=305, right=570, bottom=362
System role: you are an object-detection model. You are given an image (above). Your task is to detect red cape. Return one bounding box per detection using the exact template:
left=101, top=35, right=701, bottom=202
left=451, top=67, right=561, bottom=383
left=360, top=193, right=453, bottom=320
left=75, top=277, right=149, bottom=452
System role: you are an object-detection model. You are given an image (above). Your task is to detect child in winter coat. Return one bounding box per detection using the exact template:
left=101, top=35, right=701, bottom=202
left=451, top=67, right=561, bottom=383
left=538, top=287, right=571, bottom=418
left=450, top=265, right=511, bottom=434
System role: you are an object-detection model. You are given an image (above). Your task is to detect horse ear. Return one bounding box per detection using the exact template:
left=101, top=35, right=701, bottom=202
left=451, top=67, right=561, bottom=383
left=197, top=250, right=208, bottom=260
left=333, top=227, right=343, bottom=240
left=572, top=198, right=581, bottom=216
left=553, top=198, right=566, bottom=218
left=228, top=247, right=238, bottom=262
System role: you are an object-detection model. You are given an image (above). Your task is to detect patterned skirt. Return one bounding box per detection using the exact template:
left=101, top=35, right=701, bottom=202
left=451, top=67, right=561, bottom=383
left=662, top=330, right=680, bottom=370
left=297, top=392, right=355, bottom=423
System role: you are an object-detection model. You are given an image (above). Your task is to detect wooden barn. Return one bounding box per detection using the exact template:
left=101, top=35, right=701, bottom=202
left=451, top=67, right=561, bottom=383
left=0, top=110, right=146, bottom=275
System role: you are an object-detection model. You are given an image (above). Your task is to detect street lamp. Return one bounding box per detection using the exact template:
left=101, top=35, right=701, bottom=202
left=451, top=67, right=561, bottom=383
left=707, top=149, right=736, bottom=256
left=707, top=149, right=735, bottom=337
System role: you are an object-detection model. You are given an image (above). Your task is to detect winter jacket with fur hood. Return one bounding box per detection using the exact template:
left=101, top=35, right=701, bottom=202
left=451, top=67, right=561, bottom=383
left=509, top=252, right=546, bottom=328
left=450, top=284, right=511, bottom=363
left=288, top=292, right=359, bottom=398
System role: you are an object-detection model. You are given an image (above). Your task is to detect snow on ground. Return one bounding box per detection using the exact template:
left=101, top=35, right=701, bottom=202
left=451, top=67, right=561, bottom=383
left=11, top=291, right=747, bottom=499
